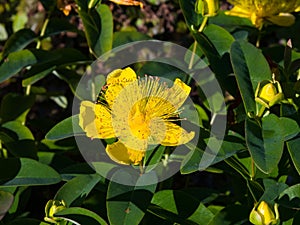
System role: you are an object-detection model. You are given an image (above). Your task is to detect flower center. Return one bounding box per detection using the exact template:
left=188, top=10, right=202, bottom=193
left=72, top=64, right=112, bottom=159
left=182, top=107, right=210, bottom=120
left=128, top=106, right=151, bottom=140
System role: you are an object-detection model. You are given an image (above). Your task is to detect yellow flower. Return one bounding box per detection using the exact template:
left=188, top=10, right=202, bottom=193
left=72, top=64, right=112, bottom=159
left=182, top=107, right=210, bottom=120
left=79, top=67, right=195, bottom=165
left=226, top=0, right=300, bottom=28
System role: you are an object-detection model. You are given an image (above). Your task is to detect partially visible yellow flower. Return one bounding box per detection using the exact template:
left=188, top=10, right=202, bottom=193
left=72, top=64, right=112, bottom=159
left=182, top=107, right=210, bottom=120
left=249, top=201, right=279, bottom=225
left=109, top=0, right=144, bottom=8
left=226, top=0, right=300, bottom=29
left=79, top=67, right=195, bottom=165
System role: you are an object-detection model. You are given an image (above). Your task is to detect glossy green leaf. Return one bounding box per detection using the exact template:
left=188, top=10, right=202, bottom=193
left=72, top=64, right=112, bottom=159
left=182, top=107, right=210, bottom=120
left=260, top=179, right=288, bottom=203
left=0, top=93, right=35, bottom=124
left=0, top=158, right=61, bottom=187
left=179, top=0, right=202, bottom=30
left=54, top=174, right=102, bottom=207
left=151, top=190, right=214, bottom=224
left=1, top=121, right=37, bottom=159
left=230, top=40, right=272, bottom=115
left=0, top=49, right=46, bottom=83
left=246, top=114, right=284, bottom=174
left=54, top=207, right=107, bottom=225
left=278, top=184, right=300, bottom=209
left=203, top=24, right=235, bottom=56
left=1, top=29, right=37, bottom=59
left=45, top=115, right=84, bottom=140
left=287, top=137, right=300, bottom=175
left=107, top=170, right=157, bottom=225
left=75, top=2, right=113, bottom=57
left=181, top=136, right=246, bottom=174
left=144, top=145, right=165, bottom=173
left=279, top=117, right=300, bottom=141
left=22, top=48, right=88, bottom=86
left=0, top=190, right=14, bottom=221
left=2, top=121, right=34, bottom=140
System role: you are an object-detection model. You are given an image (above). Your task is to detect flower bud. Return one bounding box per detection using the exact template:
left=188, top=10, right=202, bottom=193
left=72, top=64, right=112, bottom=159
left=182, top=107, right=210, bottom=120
left=195, top=0, right=219, bottom=17
left=44, top=200, right=66, bottom=223
left=255, top=80, right=284, bottom=108
left=249, top=201, right=278, bottom=225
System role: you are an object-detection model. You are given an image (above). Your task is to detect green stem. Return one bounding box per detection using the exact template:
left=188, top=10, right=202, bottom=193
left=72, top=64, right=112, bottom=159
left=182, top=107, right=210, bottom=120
left=250, top=159, right=255, bottom=180
left=186, top=16, right=209, bottom=84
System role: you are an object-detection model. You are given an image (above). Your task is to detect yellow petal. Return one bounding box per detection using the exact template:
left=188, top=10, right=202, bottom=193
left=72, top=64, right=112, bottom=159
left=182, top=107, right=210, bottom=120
left=105, top=67, right=137, bottom=106
left=79, top=101, right=115, bottom=139
left=106, top=141, right=145, bottom=165
left=267, top=13, right=295, bottom=26
left=152, top=122, right=195, bottom=146
left=166, top=78, right=191, bottom=109
left=225, top=6, right=251, bottom=19
left=109, top=0, right=143, bottom=8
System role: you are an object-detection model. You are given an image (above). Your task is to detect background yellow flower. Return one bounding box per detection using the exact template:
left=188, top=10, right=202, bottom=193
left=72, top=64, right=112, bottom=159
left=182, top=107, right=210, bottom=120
left=226, top=0, right=300, bottom=28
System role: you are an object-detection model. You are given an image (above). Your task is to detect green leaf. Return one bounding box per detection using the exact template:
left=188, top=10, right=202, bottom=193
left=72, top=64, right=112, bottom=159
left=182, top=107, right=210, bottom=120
left=0, top=190, right=14, bottom=220
left=278, top=184, right=300, bottom=209
left=181, top=136, right=246, bottom=174
left=260, top=179, right=288, bottom=203
left=203, top=24, right=235, bottom=56
left=246, top=114, right=284, bottom=174
left=0, top=93, right=35, bottom=124
left=0, top=158, right=61, bottom=187
left=107, top=170, right=157, bottom=225
left=75, top=2, right=113, bottom=57
left=1, top=29, right=37, bottom=59
left=287, top=137, right=300, bottom=175
left=207, top=204, right=249, bottom=225
left=113, top=31, right=151, bottom=48
left=230, top=40, right=272, bottom=115
left=1, top=121, right=34, bottom=140
left=179, top=0, right=202, bottom=30
left=54, top=207, right=107, bottom=225
left=22, top=48, right=88, bottom=86
left=144, top=145, right=165, bottom=173
left=0, top=49, right=45, bottom=83
left=45, top=115, right=84, bottom=140
left=151, top=190, right=214, bottom=225
left=279, top=117, right=300, bottom=141
left=54, top=174, right=102, bottom=207
left=1, top=121, right=37, bottom=159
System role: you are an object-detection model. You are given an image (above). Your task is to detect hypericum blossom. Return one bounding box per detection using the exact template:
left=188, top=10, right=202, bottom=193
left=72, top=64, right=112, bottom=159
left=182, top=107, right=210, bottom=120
left=225, top=0, right=300, bottom=29
left=79, top=67, right=195, bottom=165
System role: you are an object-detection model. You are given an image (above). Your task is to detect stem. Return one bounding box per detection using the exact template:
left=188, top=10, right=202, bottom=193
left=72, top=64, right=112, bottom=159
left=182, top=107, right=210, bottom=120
left=186, top=16, right=209, bottom=84
left=199, top=16, right=208, bottom=33
left=250, top=159, right=255, bottom=180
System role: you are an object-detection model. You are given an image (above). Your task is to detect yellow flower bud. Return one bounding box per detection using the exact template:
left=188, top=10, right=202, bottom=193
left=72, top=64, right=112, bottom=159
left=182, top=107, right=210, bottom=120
left=44, top=200, right=66, bottom=224
left=255, top=79, right=284, bottom=108
left=249, top=201, right=278, bottom=225
left=195, top=0, right=219, bottom=17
